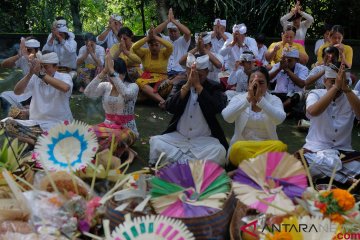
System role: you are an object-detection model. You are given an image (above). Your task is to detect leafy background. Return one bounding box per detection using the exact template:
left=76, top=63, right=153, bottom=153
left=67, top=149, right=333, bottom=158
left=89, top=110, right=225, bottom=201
left=1, top=0, right=360, bottom=39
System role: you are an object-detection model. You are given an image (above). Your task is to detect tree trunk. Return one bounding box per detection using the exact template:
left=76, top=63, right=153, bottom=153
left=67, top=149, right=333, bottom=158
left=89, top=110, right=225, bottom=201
left=155, top=0, right=168, bottom=22
left=69, top=0, right=82, bottom=33
left=140, top=0, right=146, bottom=34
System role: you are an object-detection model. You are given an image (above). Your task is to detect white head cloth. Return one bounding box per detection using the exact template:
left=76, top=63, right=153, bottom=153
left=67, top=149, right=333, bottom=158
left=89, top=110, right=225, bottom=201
left=40, top=52, right=59, bottom=64
left=56, top=19, right=67, bottom=28
left=232, top=23, right=247, bottom=34
left=57, top=25, right=69, bottom=33
left=111, top=14, right=123, bottom=23
left=240, top=52, right=255, bottom=62
left=186, top=53, right=209, bottom=69
left=283, top=48, right=299, bottom=59
left=167, top=20, right=180, bottom=29
left=25, top=39, right=40, bottom=48
left=214, top=18, right=226, bottom=27
left=195, top=33, right=212, bottom=45
left=324, top=66, right=338, bottom=79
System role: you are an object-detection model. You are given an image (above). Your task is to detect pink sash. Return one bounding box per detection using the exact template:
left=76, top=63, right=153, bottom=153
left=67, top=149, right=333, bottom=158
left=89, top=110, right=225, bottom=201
left=97, top=114, right=134, bottom=129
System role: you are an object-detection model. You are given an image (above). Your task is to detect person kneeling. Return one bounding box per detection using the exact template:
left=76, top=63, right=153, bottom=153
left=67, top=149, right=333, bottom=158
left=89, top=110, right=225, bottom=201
left=1, top=52, right=73, bottom=145
left=222, top=67, right=287, bottom=167
left=149, top=54, right=228, bottom=166
left=300, top=64, right=360, bottom=187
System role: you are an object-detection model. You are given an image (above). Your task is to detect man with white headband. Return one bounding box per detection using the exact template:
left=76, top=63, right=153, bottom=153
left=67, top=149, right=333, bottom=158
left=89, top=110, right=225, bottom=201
left=43, top=18, right=77, bottom=78
left=269, top=48, right=308, bottom=115
left=226, top=51, right=255, bottom=100
left=97, top=14, right=123, bottom=49
left=150, top=53, right=228, bottom=166
left=300, top=64, right=360, bottom=187
left=13, top=51, right=73, bottom=131
left=154, top=8, right=191, bottom=77
left=219, top=23, right=258, bottom=71
left=0, top=37, right=41, bottom=113
left=178, top=32, right=223, bottom=82
left=211, top=18, right=232, bottom=54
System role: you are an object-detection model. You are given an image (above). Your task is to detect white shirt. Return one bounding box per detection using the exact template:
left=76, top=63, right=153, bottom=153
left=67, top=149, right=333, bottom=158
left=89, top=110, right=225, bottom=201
left=355, top=80, right=360, bottom=92
left=162, top=35, right=190, bottom=72
left=211, top=32, right=233, bottom=68
left=23, top=72, right=73, bottom=130
left=304, top=89, right=360, bottom=151
left=15, top=56, right=30, bottom=75
left=227, top=67, right=248, bottom=93
left=96, top=30, right=119, bottom=49
left=206, top=52, right=224, bottom=82
left=307, top=65, right=326, bottom=89
left=314, top=39, right=325, bottom=55
left=280, top=12, right=314, bottom=42
left=222, top=92, right=286, bottom=146
left=270, top=62, right=308, bottom=94
left=257, top=45, right=269, bottom=66
left=219, top=37, right=258, bottom=71
left=43, top=35, right=77, bottom=69
left=177, top=88, right=211, bottom=138
left=77, top=45, right=105, bottom=66
left=242, top=111, right=269, bottom=140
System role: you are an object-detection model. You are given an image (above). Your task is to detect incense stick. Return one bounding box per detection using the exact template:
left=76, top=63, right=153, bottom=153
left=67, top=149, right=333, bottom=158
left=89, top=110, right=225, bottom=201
left=327, top=161, right=339, bottom=191
left=90, top=153, right=99, bottom=194
left=299, top=149, right=314, bottom=190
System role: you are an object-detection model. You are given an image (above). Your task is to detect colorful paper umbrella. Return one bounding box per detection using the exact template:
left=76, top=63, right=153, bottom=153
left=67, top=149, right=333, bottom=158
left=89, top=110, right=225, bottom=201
left=111, top=215, right=195, bottom=240
left=34, top=120, right=98, bottom=171
left=150, top=160, right=231, bottom=218
left=232, top=152, right=307, bottom=214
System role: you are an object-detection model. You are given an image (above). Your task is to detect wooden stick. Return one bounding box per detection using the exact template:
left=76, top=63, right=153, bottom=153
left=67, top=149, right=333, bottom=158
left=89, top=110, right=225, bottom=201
left=13, top=175, right=34, bottom=190
left=327, top=161, right=339, bottom=191
left=299, top=149, right=314, bottom=190
left=348, top=178, right=360, bottom=192
left=256, top=196, right=293, bottom=215
left=66, top=159, right=79, bottom=195
left=90, top=154, right=99, bottom=195
left=105, top=134, right=116, bottom=179
left=82, top=232, right=103, bottom=240
left=41, top=162, right=60, bottom=194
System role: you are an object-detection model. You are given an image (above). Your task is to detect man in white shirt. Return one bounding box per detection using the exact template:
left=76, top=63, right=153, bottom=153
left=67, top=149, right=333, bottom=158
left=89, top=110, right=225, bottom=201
left=0, top=38, right=40, bottom=112
left=76, top=33, right=105, bottom=91
left=13, top=52, right=73, bottom=131
left=96, top=14, right=123, bottom=49
left=219, top=23, right=258, bottom=71
left=302, top=65, right=360, bottom=185
left=210, top=18, right=232, bottom=69
left=43, top=22, right=77, bottom=78
left=149, top=54, right=228, bottom=166
left=269, top=49, right=308, bottom=114
left=154, top=8, right=191, bottom=77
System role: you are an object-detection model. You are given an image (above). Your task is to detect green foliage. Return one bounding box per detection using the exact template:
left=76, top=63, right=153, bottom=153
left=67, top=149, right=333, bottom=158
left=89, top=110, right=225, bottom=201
left=1, top=0, right=360, bottom=39
left=0, top=129, right=28, bottom=173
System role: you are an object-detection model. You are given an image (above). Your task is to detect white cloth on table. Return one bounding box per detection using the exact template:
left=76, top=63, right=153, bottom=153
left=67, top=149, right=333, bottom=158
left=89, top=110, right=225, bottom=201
left=162, top=35, right=190, bottom=73
left=96, top=30, right=119, bottom=49
left=84, top=75, right=139, bottom=136
left=150, top=87, right=226, bottom=165
left=270, top=62, right=308, bottom=94
left=219, top=36, right=258, bottom=71
left=20, top=72, right=73, bottom=130
left=77, top=45, right=105, bottom=66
